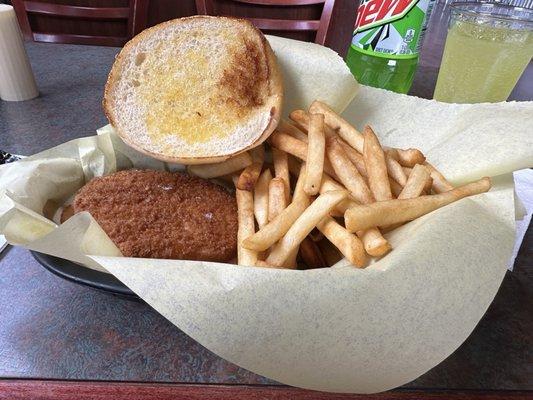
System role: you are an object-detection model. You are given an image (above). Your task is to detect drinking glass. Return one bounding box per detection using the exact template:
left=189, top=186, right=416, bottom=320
left=433, top=2, right=533, bottom=103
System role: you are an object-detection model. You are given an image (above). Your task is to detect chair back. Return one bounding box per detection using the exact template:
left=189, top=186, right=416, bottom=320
left=12, top=0, right=149, bottom=46
left=195, top=0, right=335, bottom=45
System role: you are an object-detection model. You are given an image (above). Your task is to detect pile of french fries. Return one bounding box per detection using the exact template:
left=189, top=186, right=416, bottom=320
left=188, top=100, right=491, bottom=269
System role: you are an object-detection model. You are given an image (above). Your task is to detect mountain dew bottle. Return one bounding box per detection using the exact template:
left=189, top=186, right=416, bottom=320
left=346, top=0, right=435, bottom=93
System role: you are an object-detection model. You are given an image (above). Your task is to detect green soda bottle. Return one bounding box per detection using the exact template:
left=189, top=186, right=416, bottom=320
left=346, top=0, right=435, bottom=93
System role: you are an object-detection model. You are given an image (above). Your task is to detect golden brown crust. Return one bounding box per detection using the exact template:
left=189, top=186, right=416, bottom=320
left=103, top=16, right=283, bottom=165
left=245, top=35, right=283, bottom=151
left=71, top=169, right=238, bottom=262
left=218, top=37, right=268, bottom=109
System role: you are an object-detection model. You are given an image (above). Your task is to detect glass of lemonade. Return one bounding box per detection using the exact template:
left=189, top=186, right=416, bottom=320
left=433, top=1, right=533, bottom=103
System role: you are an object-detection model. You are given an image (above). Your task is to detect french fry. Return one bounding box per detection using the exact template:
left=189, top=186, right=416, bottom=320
left=424, top=176, right=434, bottom=194
left=236, top=162, right=263, bottom=191
left=266, top=190, right=348, bottom=267
left=268, top=177, right=288, bottom=221
left=188, top=152, right=252, bottom=178
left=356, top=228, right=391, bottom=257
left=289, top=109, right=337, bottom=138
left=288, top=109, right=309, bottom=133
left=254, top=169, right=272, bottom=229
left=404, top=166, right=433, bottom=194
left=386, top=148, right=400, bottom=161
left=389, top=178, right=403, bottom=198
left=315, top=173, right=345, bottom=218
left=272, top=147, right=291, bottom=202
left=328, top=207, right=344, bottom=218
left=270, top=131, right=337, bottom=177
left=386, top=155, right=407, bottom=186
left=396, top=148, right=426, bottom=167
left=291, top=108, right=374, bottom=178
left=292, top=162, right=308, bottom=203
left=309, top=100, right=364, bottom=152
left=345, top=177, right=491, bottom=232
left=304, top=113, right=326, bottom=195
left=270, top=131, right=307, bottom=159
left=283, top=169, right=307, bottom=269
left=243, top=168, right=311, bottom=251
left=403, top=166, right=434, bottom=194
left=363, top=126, right=392, bottom=201
left=234, top=181, right=258, bottom=267
left=319, top=167, right=391, bottom=257
left=342, top=139, right=407, bottom=187
left=317, top=216, right=366, bottom=267
left=309, top=101, right=414, bottom=183
left=250, top=144, right=265, bottom=164
left=382, top=164, right=432, bottom=232
left=326, top=137, right=375, bottom=205
left=282, top=247, right=299, bottom=269
left=278, top=120, right=308, bottom=142
left=424, top=162, right=454, bottom=193
left=256, top=260, right=278, bottom=268
left=398, top=164, right=430, bottom=200
left=319, top=173, right=357, bottom=214
left=339, top=140, right=368, bottom=178
left=243, top=196, right=311, bottom=252
left=299, top=237, right=327, bottom=269
left=387, top=147, right=426, bottom=167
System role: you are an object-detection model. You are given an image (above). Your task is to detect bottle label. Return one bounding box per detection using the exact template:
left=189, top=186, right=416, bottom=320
left=352, top=0, right=433, bottom=58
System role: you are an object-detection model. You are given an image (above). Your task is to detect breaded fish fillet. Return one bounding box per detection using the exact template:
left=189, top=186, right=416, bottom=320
left=69, top=169, right=237, bottom=262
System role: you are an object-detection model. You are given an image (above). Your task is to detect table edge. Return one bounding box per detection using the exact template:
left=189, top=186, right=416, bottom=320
left=0, top=379, right=531, bottom=400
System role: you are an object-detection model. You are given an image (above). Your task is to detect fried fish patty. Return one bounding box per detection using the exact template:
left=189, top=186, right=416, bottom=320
left=70, top=169, right=238, bottom=262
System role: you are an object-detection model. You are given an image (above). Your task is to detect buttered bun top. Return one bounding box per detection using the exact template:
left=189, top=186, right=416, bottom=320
left=104, top=16, right=283, bottom=164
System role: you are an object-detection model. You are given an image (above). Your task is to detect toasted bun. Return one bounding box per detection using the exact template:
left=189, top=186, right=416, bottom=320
left=103, top=16, right=283, bottom=164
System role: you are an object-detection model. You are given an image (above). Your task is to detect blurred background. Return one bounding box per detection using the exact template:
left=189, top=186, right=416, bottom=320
left=2, top=0, right=530, bottom=101
left=1, top=0, right=357, bottom=55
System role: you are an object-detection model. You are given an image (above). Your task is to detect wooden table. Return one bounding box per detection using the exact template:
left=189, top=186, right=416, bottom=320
left=0, top=42, right=531, bottom=400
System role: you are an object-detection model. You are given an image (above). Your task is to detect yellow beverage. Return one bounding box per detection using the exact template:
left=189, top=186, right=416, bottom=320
left=434, top=18, right=533, bottom=103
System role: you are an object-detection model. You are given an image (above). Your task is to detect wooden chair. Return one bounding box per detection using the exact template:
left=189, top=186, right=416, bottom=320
left=195, top=0, right=335, bottom=45
left=11, top=0, right=149, bottom=47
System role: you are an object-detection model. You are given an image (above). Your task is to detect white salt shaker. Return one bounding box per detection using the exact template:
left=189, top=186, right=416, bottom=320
left=0, top=4, right=38, bottom=101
